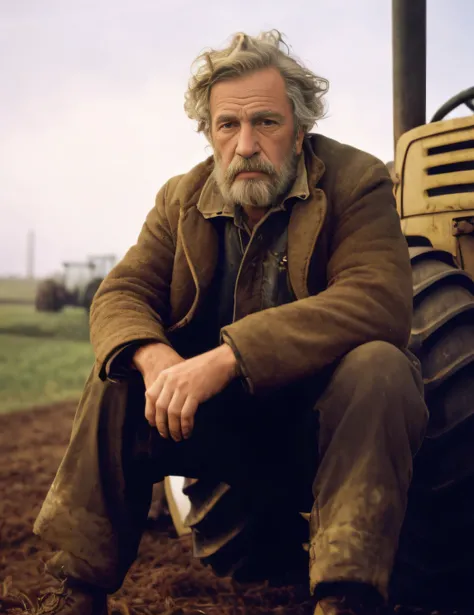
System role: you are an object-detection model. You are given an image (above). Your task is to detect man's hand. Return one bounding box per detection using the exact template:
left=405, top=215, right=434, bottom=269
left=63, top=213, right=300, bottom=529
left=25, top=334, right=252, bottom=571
left=145, top=344, right=238, bottom=442
left=133, top=341, right=185, bottom=395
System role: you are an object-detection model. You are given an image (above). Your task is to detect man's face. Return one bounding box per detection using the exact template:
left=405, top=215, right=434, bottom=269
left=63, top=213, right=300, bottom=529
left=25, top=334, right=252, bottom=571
left=210, top=67, right=304, bottom=208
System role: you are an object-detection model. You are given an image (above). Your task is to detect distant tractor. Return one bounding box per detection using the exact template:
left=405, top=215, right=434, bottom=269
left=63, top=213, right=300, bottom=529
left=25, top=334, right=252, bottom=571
left=35, top=254, right=116, bottom=313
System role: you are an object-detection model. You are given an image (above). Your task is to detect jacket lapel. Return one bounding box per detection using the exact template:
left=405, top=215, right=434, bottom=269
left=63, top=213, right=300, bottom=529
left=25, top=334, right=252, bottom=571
left=288, top=188, right=327, bottom=299
left=288, top=142, right=327, bottom=299
left=172, top=205, right=218, bottom=326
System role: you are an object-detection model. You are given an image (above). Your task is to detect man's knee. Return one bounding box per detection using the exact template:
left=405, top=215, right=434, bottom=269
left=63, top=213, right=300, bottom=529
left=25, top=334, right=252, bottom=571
left=315, top=342, right=428, bottom=459
left=317, top=341, right=427, bottom=437
left=335, top=341, right=421, bottom=392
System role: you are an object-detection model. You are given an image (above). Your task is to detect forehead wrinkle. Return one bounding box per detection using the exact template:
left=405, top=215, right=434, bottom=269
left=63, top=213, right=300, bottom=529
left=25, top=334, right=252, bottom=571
left=214, top=93, right=281, bottom=105
left=212, top=97, right=288, bottom=122
left=214, top=112, right=287, bottom=128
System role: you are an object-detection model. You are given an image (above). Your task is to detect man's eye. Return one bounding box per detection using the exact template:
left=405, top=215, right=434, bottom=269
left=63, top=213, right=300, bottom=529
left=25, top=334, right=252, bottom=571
left=259, top=119, right=277, bottom=127
left=221, top=122, right=236, bottom=130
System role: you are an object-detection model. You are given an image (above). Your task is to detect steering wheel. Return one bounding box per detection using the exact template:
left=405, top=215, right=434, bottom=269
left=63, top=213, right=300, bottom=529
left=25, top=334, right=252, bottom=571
left=430, top=86, right=474, bottom=122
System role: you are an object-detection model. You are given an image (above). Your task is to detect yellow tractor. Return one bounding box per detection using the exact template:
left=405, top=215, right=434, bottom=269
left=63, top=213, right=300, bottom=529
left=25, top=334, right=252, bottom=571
left=163, top=2, right=474, bottom=611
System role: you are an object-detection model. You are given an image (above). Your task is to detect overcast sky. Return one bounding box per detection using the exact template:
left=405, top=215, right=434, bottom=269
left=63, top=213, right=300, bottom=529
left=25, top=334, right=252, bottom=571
left=1, top=0, right=473, bottom=278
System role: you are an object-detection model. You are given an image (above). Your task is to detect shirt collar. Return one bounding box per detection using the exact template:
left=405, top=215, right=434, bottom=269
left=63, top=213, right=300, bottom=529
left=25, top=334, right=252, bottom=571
left=196, top=153, right=310, bottom=220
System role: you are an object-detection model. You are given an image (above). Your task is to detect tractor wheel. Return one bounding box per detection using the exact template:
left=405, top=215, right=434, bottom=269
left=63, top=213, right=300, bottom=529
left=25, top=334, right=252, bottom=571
left=181, top=476, right=309, bottom=584
left=165, top=241, right=474, bottom=609
left=82, top=277, right=103, bottom=311
left=35, top=279, right=65, bottom=312
left=389, top=242, right=474, bottom=610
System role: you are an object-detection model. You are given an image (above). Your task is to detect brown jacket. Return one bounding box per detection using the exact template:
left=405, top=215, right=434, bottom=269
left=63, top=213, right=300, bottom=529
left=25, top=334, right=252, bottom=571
left=90, top=134, right=413, bottom=394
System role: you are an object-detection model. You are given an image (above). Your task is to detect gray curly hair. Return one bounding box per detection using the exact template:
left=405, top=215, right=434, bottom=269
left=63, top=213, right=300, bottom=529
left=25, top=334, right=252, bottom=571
left=184, top=30, right=329, bottom=138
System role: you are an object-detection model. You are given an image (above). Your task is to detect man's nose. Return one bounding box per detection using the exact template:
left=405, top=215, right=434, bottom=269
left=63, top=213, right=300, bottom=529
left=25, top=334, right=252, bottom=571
left=235, top=123, right=260, bottom=159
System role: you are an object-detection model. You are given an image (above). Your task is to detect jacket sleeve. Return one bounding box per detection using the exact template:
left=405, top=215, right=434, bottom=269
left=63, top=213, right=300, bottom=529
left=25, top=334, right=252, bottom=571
left=89, top=180, right=177, bottom=380
left=221, top=162, right=413, bottom=394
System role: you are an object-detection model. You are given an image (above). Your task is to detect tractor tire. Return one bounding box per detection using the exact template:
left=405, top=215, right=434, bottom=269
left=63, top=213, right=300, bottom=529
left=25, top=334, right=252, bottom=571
left=35, top=279, right=65, bottom=312
left=168, top=241, right=474, bottom=609
left=389, top=242, right=474, bottom=610
left=182, top=476, right=309, bottom=584
left=82, top=277, right=103, bottom=312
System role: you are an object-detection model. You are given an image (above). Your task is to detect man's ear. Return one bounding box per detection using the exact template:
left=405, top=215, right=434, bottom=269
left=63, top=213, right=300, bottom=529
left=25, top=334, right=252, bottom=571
left=295, top=128, right=305, bottom=155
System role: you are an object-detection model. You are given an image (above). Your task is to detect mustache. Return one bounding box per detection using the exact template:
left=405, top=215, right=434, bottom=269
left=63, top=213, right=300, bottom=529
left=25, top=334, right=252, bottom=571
left=224, top=157, right=276, bottom=183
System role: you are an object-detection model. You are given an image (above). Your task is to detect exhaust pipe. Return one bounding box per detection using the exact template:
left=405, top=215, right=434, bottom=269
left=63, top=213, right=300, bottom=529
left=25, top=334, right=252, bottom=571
left=392, top=0, right=427, bottom=150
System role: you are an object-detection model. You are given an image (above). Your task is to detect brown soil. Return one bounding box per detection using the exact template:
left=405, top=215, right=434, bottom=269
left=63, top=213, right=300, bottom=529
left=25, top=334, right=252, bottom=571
left=0, top=404, right=457, bottom=615
left=0, top=403, right=313, bottom=615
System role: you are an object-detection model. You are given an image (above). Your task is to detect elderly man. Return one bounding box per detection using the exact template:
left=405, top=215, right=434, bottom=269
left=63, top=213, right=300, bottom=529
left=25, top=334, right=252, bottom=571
left=34, top=30, right=428, bottom=615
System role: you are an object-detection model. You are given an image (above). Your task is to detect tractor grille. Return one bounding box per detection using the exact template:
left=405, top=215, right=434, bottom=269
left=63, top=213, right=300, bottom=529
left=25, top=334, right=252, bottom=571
left=427, top=160, right=474, bottom=176
left=427, top=183, right=474, bottom=197
left=421, top=128, right=474, bottom=204
left=398, top=116, right=474, bottom=256
left=428, top=138, right=474, bottom=156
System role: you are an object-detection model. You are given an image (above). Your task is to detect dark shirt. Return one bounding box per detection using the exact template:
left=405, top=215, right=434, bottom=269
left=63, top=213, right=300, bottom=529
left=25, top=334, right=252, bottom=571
left=213, top=205, right=296, bottom=336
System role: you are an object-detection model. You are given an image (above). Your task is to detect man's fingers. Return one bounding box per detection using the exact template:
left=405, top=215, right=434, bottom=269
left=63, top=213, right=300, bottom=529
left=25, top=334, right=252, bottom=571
left=155, top=384, right=174, bottom=439
left=145, top=392, right=157, bottom=426
left=181, top=396, right=198, bottom=440
left=167, top=389, right=187, bottom=442
left=145, top=377, right=163, bottom=426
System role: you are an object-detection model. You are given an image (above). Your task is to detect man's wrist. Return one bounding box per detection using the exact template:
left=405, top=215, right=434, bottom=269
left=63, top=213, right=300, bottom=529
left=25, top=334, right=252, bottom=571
left=220, top=333, right=253, bottom=393
left=105, top=342, right=154, bottom=381
left=218, top=343, right=240, bottom=380
left=133, top=342, right=168, bottom=374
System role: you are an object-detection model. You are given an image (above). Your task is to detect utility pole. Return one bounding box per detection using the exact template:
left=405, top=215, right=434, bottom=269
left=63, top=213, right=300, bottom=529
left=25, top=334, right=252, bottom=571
left=26, top=230, right=35, bottom=279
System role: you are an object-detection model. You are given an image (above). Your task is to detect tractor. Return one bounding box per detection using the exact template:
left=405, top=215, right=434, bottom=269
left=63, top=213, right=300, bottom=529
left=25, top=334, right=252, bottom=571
left=35, top=254, right=116, bottom=312
left=160, top=1, right=474, bottom=610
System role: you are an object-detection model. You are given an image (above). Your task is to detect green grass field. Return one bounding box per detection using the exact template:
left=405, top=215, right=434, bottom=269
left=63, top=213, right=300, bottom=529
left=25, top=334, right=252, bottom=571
left=0, top=277, right=37, bottom=303
left=0, top=304, right=90, bottom=341
left=0, top=304, right=94, bottom=413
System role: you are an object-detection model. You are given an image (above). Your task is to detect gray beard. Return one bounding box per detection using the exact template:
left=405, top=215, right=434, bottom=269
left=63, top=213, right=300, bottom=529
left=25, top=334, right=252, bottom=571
left=213, top=148, right=299, bottom=209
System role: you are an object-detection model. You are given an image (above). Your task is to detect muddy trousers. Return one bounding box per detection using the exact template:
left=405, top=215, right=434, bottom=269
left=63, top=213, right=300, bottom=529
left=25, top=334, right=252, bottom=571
left=34, top=341, right=428, bottom=601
